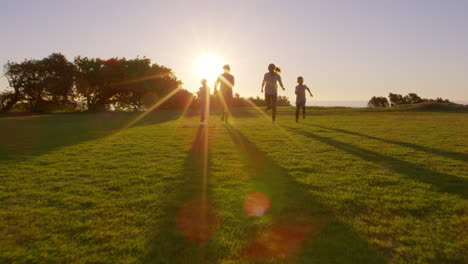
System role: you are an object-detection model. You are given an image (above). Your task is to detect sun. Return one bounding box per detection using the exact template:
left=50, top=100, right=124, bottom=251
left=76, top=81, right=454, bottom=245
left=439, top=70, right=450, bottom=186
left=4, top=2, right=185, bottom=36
left=194, top=54, right=223, bottom=84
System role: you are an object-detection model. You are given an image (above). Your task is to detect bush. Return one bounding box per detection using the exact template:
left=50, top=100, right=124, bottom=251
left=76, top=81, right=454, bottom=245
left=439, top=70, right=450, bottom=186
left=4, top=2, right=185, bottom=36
left=368, top=93, right=454, bottom=108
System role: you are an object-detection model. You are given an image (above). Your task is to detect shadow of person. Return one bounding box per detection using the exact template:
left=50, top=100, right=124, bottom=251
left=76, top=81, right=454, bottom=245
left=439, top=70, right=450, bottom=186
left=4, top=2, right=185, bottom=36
left=225, top=124, right=386, bottom=263
left=284, top=126, right=467, bottom=199
left=143, top=124, right=220, bottom=264
left=308, top=124, right=467, bottom=163
left=230, top=107, right=263, bottom=118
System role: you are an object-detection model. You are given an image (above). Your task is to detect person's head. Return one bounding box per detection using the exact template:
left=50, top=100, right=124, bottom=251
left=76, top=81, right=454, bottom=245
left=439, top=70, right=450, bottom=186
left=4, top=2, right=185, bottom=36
left=297, top=76, right=304, bottom=84
left=201, top=79, right=207, bottom=86
left=268, top=63, right=281, bottom=74
left=223, top=64, right=231, bottom=73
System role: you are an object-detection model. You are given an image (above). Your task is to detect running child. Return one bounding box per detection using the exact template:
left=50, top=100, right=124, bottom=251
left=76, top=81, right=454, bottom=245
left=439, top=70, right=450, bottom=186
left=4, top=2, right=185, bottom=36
left=295, top=76, right=313, bottom=122
left=198, top=79, right=210, bottom=123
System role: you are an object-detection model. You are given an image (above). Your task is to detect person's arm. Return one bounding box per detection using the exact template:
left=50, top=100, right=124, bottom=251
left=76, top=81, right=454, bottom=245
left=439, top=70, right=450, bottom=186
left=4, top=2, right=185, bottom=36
left=306, top=87, right=313, bottom=97
left=214, top=77, right=220, bottom=92
left=278, top=75, right=285, bottom=91
left=261, top=76, right=266, bottom=93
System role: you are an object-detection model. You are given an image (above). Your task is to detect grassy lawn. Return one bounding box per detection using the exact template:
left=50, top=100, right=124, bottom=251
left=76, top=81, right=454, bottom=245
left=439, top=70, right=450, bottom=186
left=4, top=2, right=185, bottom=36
left=0, top=107, right=467, bottom=263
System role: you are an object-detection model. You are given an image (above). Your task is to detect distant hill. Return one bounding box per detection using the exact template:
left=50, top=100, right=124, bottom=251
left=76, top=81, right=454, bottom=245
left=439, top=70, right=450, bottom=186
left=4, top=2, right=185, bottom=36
left=296, top=102, right=468, bottom=115
left=388, top=102, right=468, bottom=112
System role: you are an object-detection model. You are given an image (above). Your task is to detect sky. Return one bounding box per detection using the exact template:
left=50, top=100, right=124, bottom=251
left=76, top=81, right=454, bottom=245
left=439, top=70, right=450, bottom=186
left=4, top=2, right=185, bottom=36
left=1, top=0, right=468, bottom=105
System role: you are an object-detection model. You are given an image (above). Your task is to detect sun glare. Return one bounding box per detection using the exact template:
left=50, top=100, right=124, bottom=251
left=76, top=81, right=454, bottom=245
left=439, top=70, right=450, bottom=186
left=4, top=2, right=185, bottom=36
left=194, top=54, right=222, bottom=84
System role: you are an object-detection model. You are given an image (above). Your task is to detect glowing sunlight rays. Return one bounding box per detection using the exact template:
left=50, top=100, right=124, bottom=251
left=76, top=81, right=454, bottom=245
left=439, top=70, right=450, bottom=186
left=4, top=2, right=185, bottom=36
left=120, top=87, right=182, bottom=132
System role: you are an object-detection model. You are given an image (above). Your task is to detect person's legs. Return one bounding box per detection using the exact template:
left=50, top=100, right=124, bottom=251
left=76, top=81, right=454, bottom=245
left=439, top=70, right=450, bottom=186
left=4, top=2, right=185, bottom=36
left=272, top=94, right=277, bottom=122
left=200, top=102, right=205, bottom=122
left=219, top=94, right=224, bottom=121
left=302, top=104, right=306, bottom=119
left=225, top=107, right=229, bottom=122
left=296, top=104, right=300, bottom=122
left=224, top=96, right=231, bottom=123
left=265, top=94, right=271, bottom=110
left=222, top=105, right=226, bottom=121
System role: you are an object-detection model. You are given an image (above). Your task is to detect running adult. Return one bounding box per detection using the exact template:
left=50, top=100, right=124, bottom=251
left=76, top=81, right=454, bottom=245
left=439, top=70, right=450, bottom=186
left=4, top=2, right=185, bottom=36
left=214, top=65, right=235, bottom=122
left=261, top=63, right=285, bottom=122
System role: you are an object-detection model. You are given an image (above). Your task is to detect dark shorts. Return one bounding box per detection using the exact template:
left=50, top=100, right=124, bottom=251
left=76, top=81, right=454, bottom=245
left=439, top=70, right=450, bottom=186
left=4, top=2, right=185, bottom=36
left=265, top=94, right=277, bottom=107
left=222, top=92, right=233, bottom=104
left=221, top=88, right=233, bottom=97
left=220, top=89, right=233, bottom=106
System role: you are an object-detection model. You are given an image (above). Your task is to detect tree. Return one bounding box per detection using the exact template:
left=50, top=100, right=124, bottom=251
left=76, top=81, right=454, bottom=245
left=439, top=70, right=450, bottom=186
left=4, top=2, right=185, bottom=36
left=4, top=58, right=47, bottom=112
left=42, top=53, right=75, bottom=107
left=247, top=96, right=266, bottom=107
left=3, top=59, right=37, bottom=112
left=112, top=59, right=162, bottom=111
left=74, top=56, right=185, bottom=111
left=74, top=57, right=127, bottom=111
left=368, top=96, right=390, bottom=108
left=0, top=91, right=17, bottom=111
left=3, top=53, right=75, bottom=112
left=246, top=96, right=291, bottom=107
left=366, top=93, right=455, bottom=108
left=113, top=60, right=185, bottom=111
left=232, top=93, right=250, bottom=107
left=165, top=89, right=194, bottom=110
left=388, top=93, right=407, bottom=106
left=277, top=96, right=291, bottom=106
left=404, top=93, right=423, bottom=104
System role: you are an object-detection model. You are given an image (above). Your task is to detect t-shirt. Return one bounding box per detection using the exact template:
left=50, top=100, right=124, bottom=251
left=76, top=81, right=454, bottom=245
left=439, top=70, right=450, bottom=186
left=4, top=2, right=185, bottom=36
left=263, top=72, right=282, bottom=95
left=199, top=85, right=209, bottom=102
left=216, top=73, right=235, bottom=96
left=295, top=84, right=309, bottom=104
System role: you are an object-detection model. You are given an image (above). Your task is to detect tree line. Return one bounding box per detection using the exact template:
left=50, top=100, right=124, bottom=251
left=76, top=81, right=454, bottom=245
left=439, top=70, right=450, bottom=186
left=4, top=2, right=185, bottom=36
left=1, top=53, right=290, bottom=113
left=199, top=93, right=290, bottom=109
left=368, top=93, right=453, bottom=108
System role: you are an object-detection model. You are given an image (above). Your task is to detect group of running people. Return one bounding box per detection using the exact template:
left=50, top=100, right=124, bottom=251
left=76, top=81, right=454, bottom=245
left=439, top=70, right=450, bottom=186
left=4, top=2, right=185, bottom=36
left=199, top=63, right=313, bottom=123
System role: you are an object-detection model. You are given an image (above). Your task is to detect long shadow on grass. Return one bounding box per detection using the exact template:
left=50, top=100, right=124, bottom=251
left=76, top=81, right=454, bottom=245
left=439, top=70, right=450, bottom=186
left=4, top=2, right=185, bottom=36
left=0, top=110, right=180, bottom=162
left=226, top=125, right=386, bottom=264
left=308, top=124, right=467, bottom=163
left=285, top=126, right=467, bottom=199
left=144, top=124, right=222, bottom=264
left=230, top=108, right=263, bottom=118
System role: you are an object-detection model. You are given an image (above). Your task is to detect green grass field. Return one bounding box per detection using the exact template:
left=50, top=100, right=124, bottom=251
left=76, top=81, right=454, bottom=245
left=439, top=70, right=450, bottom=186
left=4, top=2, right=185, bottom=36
left=1, top=107, right=467, bottom=264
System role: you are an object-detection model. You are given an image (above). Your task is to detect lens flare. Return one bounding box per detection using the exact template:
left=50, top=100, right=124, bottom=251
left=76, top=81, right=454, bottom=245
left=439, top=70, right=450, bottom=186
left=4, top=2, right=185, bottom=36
left=242, top=217, right=328, bottom=260
left=176, top=198, right=220, bottom=243
left=243, top=192, right=270, bottom=217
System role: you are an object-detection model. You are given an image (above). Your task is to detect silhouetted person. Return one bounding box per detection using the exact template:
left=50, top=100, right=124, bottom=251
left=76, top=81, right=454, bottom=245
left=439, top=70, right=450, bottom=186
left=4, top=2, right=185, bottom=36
left=261, top=63, right=285, bottom=122
left=198, top=79, right=210, bottom=123
left=214, top=65, right=235, bottom=123
left=295, top=76, right=313, bottom=122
